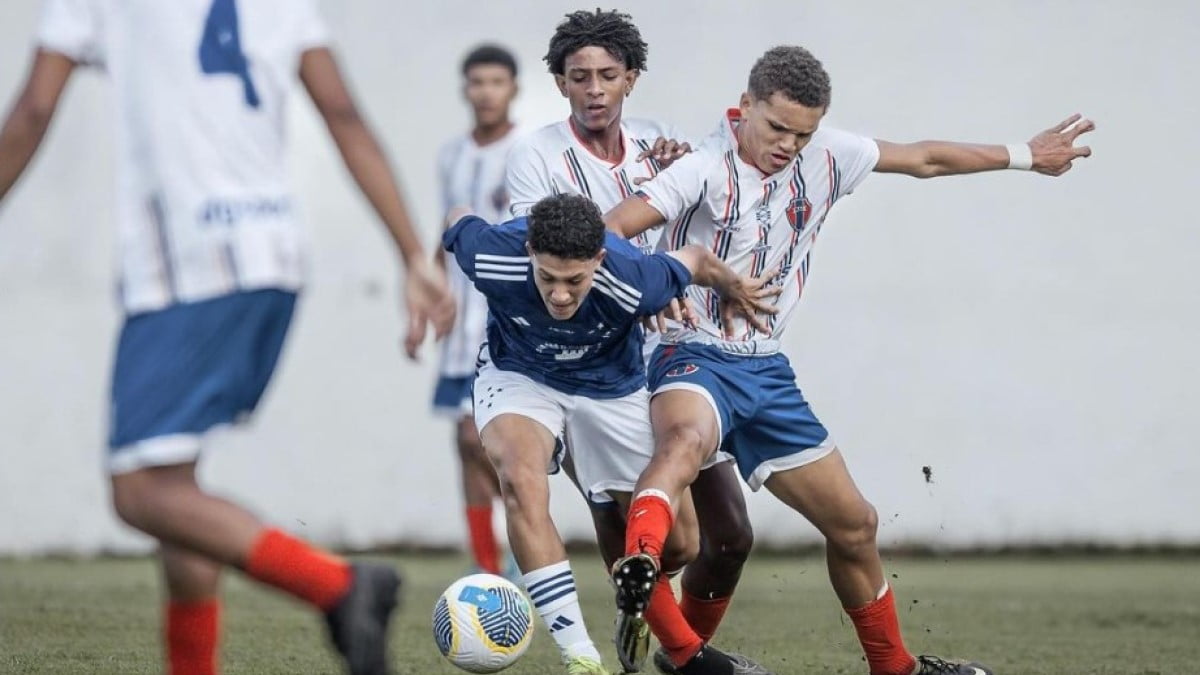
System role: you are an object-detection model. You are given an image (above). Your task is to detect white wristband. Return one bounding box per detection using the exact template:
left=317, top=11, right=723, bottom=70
left=1006, top=142, right=1033, bottom=171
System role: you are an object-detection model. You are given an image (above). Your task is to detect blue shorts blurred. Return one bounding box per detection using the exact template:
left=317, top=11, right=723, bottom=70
left=647, top=343, right=835, bottom=490
left=107, top=289, right=296, bottom=473
left=432, top=375, right=475, bottom=418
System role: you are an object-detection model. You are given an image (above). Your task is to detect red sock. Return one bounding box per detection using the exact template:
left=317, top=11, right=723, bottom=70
left=844, top=585, right=917, bottom=675
left=166, top=598, right=219, bottom=675
left=680, top=591, right=732, bottom=642
left=466, top=505, right=500, bottom=574
left=645, top=577, right=704, bottom=666
left=624, top=491, right=674, bottom=559
left=243, top=528, right=352, bottom=611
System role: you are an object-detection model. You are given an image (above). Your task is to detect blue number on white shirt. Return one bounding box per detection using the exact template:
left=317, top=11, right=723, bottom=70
left=198, top=0, right=260, bottom=108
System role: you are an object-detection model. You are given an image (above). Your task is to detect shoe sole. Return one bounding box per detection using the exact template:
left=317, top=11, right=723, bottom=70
left=615, top=611, right=650, bottom=672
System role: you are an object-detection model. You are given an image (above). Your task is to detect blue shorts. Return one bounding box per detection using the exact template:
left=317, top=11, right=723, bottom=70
left=648, top=343, right=835, bottom=490
left=107, top=289, right=297, bottom=473
left=432, top=374, right=475, bottom=418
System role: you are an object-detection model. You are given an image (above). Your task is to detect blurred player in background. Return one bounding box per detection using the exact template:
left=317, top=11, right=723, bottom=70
left=432, top=44, right=522, bottom=578
left=443, top=193, right=776, bottom=675
left=505, top=10, right=760, bottom=673
left=0, top=1, right=453, bottom=674
left=610, top=45, right=1093, bottom=675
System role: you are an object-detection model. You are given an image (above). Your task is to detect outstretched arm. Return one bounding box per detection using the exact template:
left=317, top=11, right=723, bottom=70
left=604, top=195, right=667, bottom=239
left=300, top=47, right=453, bottom=358
left=875, top=113, right=1094, bottom=178
left=0, top=49, right=75, bottom=205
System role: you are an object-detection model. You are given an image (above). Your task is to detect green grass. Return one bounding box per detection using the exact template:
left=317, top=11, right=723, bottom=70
left=2, top=553, right=1197, bottom=674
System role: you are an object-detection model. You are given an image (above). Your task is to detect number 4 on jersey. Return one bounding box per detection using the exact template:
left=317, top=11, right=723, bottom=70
left=198, top=0, right=260, bottom=108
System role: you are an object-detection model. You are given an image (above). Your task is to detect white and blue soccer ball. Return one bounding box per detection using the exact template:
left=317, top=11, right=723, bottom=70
left=433, top=573, right=534, bottom=673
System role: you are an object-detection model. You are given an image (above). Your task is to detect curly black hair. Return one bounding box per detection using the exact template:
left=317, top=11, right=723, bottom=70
left=462, top=43, right=518, bottom=78
left=527, top=194, right=606, bottom=260
left=543, top=9, right=648, bottom=75
left=748, top=45, right=831, bottom=108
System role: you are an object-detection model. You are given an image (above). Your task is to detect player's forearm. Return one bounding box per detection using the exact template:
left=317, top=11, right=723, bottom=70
left=683, top=245, right=739, bottom=296
left=603, top=195, right=663, bottom=239
left=0, top=99, right=55, bottom=203
left=877, top=140, right=1011, bottom=179
left=326, top=113, right=426, bottom=264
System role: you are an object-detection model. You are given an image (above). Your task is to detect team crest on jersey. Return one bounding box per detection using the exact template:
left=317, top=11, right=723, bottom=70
left=787, top=197, right=812, bottom=231
left=664, top=364, right=699, bottom=378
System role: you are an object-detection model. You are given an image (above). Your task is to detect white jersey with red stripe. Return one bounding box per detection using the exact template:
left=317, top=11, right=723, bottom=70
left=36, top=0, right=327, bottom=314
left=435, top=125, right=524, bottom=378
left=636, top=109, right=879, bottom=354
left=505, top=117, right=683, bottom=255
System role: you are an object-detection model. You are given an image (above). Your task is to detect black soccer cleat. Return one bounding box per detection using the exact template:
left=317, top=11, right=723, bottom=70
left=653, top=646, right=680, bottom=674
left=614, top=610, right=651, bottom=672
left=611, top=553, right=659, bottom=615
left=324, top=562, right=402, bottom=675
left=611, top=553, right=658, bottom=672
left=913, top=655, right=994, bottom=675
left=670, top=644, right=774, bottom=675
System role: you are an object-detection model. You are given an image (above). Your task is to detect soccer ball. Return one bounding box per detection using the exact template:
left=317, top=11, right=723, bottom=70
left=432, top=573, right=534, bottom=673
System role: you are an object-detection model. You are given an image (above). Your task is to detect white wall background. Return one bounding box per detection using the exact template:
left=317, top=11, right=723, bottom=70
left=1, top=0, right=1197, bottom=555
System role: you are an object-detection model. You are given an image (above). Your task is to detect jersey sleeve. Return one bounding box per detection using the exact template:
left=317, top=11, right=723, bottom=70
left=505, top=136, right=552, bottom=218
left=37, top=0, right=104, bottom=67
left=442, top=215, right=527, bottom=285
left=633, top=146, right=712, bottom=222
left=292, top=0, right=331, bottom=52
left=610, top=249, right=693, bottom=316
left=816, top=126, right=881, bottom=201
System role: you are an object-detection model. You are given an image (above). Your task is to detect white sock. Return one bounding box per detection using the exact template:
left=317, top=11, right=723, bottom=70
left=522, top=560, right=601, bottom=663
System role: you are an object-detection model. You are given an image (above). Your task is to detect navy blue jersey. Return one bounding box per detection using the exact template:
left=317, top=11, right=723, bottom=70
left=443, top=215, right=692, bottom=398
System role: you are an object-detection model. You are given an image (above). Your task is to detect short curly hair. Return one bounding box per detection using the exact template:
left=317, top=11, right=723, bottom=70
left=748, top=45, right=831, bottom=108
left=527, top=194, right=606, bottom=260
left=543, top=9, right=648, bottom=75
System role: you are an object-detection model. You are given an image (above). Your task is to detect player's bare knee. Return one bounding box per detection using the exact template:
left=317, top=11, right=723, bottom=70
left=828, top=500, right=879, bottom=557
left=111, top=474, right=156, bottom=531
left=495, top=461, right=549, bottom=520
left=704, top=521, right=754, bottom=568
left=653, top=423, right=707, bottom=483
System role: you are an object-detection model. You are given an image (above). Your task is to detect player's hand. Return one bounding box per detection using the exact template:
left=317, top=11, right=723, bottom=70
left=636, top=137, right=692, bottom=171
left=1028, top=113, right=1094, bottom=176
left=403, top=259, right=455, bottom=360
left=718, top=268, right=782, bottom=339
left=642, top=296, right=696, bottom=333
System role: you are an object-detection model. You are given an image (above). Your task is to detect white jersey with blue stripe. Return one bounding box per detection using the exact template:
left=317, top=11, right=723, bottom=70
left=442, top=215, right=692, bottom=398
left=37, top=0, right=326, bottom=313
left=636, top=109, right=880, bottom=354
left=435, top=127, right=523, bottom=378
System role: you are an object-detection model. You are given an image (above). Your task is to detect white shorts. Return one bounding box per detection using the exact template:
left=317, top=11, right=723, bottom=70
left=474, top=359, right=654, bottom=505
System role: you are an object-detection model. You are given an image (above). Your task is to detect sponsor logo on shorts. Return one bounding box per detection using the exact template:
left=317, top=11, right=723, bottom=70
left=664, top=364, right=699, bottom=378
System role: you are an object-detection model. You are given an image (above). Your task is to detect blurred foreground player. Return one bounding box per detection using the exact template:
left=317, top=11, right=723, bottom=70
left=0, top=1, right=453, bottom=674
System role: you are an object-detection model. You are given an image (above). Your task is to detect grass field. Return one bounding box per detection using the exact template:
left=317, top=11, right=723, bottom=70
left=2, top=552, right=1197, bottom=674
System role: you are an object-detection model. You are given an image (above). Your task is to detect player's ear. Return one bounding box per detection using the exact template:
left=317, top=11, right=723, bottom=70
left=554, top=74, right=568, bottom=97
left=624, top=69, right=639, bottom=97
left=739, top=91, right=753, bottom=117
left=593, top=249, right=607, bottom=266
left=524, top=241, right=535, bottom=257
